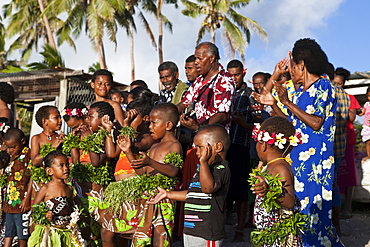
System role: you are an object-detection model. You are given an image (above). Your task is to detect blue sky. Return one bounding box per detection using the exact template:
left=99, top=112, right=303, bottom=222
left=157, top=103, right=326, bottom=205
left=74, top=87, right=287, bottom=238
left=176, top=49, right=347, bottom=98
left=8, top=0, right=370, bottom=93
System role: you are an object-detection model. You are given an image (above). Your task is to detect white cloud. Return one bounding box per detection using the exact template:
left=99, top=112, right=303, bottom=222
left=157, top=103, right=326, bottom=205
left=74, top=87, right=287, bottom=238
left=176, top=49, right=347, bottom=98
left=8, top=0, right=345, bottom=93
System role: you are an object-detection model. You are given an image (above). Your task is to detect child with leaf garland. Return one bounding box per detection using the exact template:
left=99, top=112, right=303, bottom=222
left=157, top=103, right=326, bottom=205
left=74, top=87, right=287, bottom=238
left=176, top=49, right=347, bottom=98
left=101, top=102, right=182, bottom=247
left=2, top=128, right=32, bottom=247
left=250, top=116, right=304, bottom=247
left=29, top=150, right=86, bottom=247
left=65, top=101, right=114, bottom=245
left=98, top=99, right=155, bottom=246
left=30, top=105, right=64, bottom=166
left=61, top=102, right=90, bottom=164
left=149, top=124, right=230, bottom=247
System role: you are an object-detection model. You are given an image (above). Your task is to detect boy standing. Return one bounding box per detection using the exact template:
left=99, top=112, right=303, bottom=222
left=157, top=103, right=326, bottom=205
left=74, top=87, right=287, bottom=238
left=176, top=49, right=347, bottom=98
left=3, top=128, right=32, bottom=247
left=149, top=124, right=231, bottom=247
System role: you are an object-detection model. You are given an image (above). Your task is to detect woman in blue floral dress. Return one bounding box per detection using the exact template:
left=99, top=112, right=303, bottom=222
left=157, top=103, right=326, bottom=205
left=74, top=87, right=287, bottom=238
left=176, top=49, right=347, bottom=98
left=254, top=39, right=343, bottom=246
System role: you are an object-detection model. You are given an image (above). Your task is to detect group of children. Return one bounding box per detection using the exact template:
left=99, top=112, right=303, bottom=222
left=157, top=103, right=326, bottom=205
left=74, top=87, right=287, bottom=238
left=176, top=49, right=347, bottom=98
left=0, top=68, right=306, bottom=247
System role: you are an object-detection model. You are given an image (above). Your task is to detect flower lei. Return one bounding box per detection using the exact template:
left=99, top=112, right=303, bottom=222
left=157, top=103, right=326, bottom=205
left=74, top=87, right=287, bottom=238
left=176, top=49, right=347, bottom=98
left=62, top=108, right=88, bottom=118
left=0, top=123, right=10, bottom=133
left=252, top=123, right=303, bottom=149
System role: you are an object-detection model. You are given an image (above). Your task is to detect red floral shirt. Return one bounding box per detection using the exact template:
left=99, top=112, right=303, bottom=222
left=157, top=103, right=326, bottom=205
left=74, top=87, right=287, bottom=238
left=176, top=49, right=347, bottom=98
left=182, top=65, right=235, bottom=129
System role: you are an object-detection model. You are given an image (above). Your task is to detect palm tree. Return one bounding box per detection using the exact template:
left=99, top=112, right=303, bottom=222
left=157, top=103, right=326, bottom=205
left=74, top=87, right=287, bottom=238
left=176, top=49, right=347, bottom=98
left=115, top=0, right=157, bottom=81
left=47, top=0, right=118, bottom=69
left=3, top=0, right=75, bottom=61
left=156, top=0, right=176, bottom=64
left=181, top=0, right=267, bottom=61
left=27, top=44, right=65, bottom=70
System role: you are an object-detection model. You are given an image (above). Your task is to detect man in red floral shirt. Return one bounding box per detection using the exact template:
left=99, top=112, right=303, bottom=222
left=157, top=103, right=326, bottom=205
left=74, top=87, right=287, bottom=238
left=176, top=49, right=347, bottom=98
left=177, top=42, right=236, bottom=131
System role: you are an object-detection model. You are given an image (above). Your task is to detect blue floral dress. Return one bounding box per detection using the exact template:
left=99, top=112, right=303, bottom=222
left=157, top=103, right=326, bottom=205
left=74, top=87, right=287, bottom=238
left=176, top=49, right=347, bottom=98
left=288, top=78, right=343, bottom=247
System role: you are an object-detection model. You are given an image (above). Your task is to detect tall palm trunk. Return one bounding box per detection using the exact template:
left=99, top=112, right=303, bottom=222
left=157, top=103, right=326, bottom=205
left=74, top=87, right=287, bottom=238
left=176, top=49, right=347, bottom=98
left=157, top=0, right=164, bottom=65
left=210, top=27, right=216, bottom=43
left=37, top=0, right=57, bottom=49
left=129, top=21, right=135, bottom=81
left=95, top=38, right=107, bottom=69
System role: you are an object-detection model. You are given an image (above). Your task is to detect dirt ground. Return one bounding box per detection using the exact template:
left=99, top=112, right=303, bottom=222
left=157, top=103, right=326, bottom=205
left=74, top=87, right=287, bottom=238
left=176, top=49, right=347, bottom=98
left=173, top=211, right=370, bottom=247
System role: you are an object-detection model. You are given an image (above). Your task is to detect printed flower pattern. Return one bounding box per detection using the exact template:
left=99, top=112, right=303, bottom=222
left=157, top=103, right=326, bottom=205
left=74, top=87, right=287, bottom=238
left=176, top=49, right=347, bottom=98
left=288, top=78, right=341, bottom=246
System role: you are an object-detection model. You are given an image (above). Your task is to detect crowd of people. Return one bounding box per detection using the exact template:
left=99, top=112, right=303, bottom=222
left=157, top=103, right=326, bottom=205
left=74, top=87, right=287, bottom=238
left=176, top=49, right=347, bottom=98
left=0, top=39, right=364, bottom=247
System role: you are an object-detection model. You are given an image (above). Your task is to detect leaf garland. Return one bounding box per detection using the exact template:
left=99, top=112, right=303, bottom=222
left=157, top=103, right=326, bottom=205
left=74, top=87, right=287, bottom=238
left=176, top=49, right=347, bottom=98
left=163, top=152, right=183, bottom=168
left=31, top=202, right=51, bottom=226
left=103, top=174, right=178, bottom=214
left=248, top=167, right=307, bottom=246
left=62, top=133, right=80, bottom=157
left=79, top=128, right=109, bottom=154
left=39, top=143, right=56, bottom=158
left=119, top=126, right=138, bottom=139
left=30, top=166, right=52, bottom=184
left=70, top=163, right=112, bottom=187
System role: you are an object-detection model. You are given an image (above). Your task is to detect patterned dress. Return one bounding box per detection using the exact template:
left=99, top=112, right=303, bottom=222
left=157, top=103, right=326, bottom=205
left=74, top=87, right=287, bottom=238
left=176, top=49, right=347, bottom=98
left=288, top=78, right=342, bottom=246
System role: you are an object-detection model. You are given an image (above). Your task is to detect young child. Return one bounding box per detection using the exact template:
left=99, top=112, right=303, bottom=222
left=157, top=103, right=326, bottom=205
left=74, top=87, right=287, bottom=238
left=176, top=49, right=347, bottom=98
left=149, top=124, right=231, bottom=247
left=30, top=105, right=64, bottom=166
left=250, top=116, right=302, bottom=246
left=359, top=86, right=370, bottom=161
left=29, top=150, right=86, bottom=246
left=119, top=102, right=182, bottom=246
left=2, top=128, right=32, bottom=247
left=90, top=69, right=125, bottom=126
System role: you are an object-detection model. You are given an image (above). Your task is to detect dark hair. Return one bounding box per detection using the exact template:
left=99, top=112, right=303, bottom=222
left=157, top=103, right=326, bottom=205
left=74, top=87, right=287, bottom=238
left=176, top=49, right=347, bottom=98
left=227, top=59, right=243, bottom=70
left=326, top=63, right=335, bottom=81
left=0, top=82, right=15, bottom=104
left=35, top=105, right=58, bottom=128
left=185, top=55, right=196, bottom=63
left=196, top=42, right=220, bottom=60
left=197, top=124, right=230, bottom=152
left=130, top=80, right=148, bottom=89
left=90, top=101, right=115, bottom=121
left=92, top=69, right=113, bottom=84
left=252, top=72, right=268, bottom=82
left=126, top=99, right=152, bottom=117
left=43, top=150, right=67, bottom=168
left=129, top=87, right=153, bottom=104
left=0, top=117, right=11, bottom=141
left=158, top=61, right=179, bottom=73
left=3, top=128, right=25, bottom=142
left=111, top=90, right=124, bottom=98
left=278, top=72, right=291, bottom=82
left=260, top=116, right=296, bottom=154
left=63, top=102, right=88, bottom=122
left=151, top=103, right=179, bottom=128
left=334, top=67, right=351, bottom=82
left=366, top=86, right=370, bottom=94
left=292, top=38, right=328, bottom=76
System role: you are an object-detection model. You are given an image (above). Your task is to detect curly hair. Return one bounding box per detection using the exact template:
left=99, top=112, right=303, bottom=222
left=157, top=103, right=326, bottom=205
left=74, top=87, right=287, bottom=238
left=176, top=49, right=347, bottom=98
left=334, top=67, right=351, bottom=81
left=43, top=150, right=67, bottom=168
left=35, top=105, right=58, bottom=128
left=260, top=116, right=296, bottom=154
left=292, top=38, right=328, bottom=76
left=126, top=99, right=152, bottom=117
left=0, top=82, right=15, bottom=104
left=90, top=101, right=115, bottom=121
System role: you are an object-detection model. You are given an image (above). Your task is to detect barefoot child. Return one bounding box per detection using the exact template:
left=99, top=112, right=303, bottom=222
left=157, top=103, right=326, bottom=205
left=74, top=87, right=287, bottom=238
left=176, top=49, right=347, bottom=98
left=28, top=150, right=86, bottom=247
left=122, top=102, right=182, bottom=246
left=30, top=105, right=64, bottom=166
left=250, top=116, right=304, bottom=247
left=149, top=124, right=231, bottom=247
left=2, top=128, right=32, bottom=247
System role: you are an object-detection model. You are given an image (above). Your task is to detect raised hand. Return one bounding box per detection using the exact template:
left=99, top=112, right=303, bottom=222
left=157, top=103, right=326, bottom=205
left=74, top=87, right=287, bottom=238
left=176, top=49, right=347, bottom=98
left=180, top=113, right=198, bottom=131
left=199, top=143, right=212, bottom=166
left=252, top=87, right=275, bottom=106
left=117, top=135, right=132, bottom=153
left=123, top=109, right=139, bottom=127
left=102, top=115, right=113, bottom=131
left=130, top=151, right=151, bottom=169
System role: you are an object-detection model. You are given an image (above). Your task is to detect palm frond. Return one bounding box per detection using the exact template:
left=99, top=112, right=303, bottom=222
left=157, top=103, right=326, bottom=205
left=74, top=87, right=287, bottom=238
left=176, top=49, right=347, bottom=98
left=138, top=11, right=157, bottom=48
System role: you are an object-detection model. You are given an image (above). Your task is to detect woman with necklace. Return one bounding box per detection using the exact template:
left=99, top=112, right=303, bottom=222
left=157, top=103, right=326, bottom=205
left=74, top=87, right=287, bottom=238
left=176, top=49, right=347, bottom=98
left=253, top=39, right=342, bottom=246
